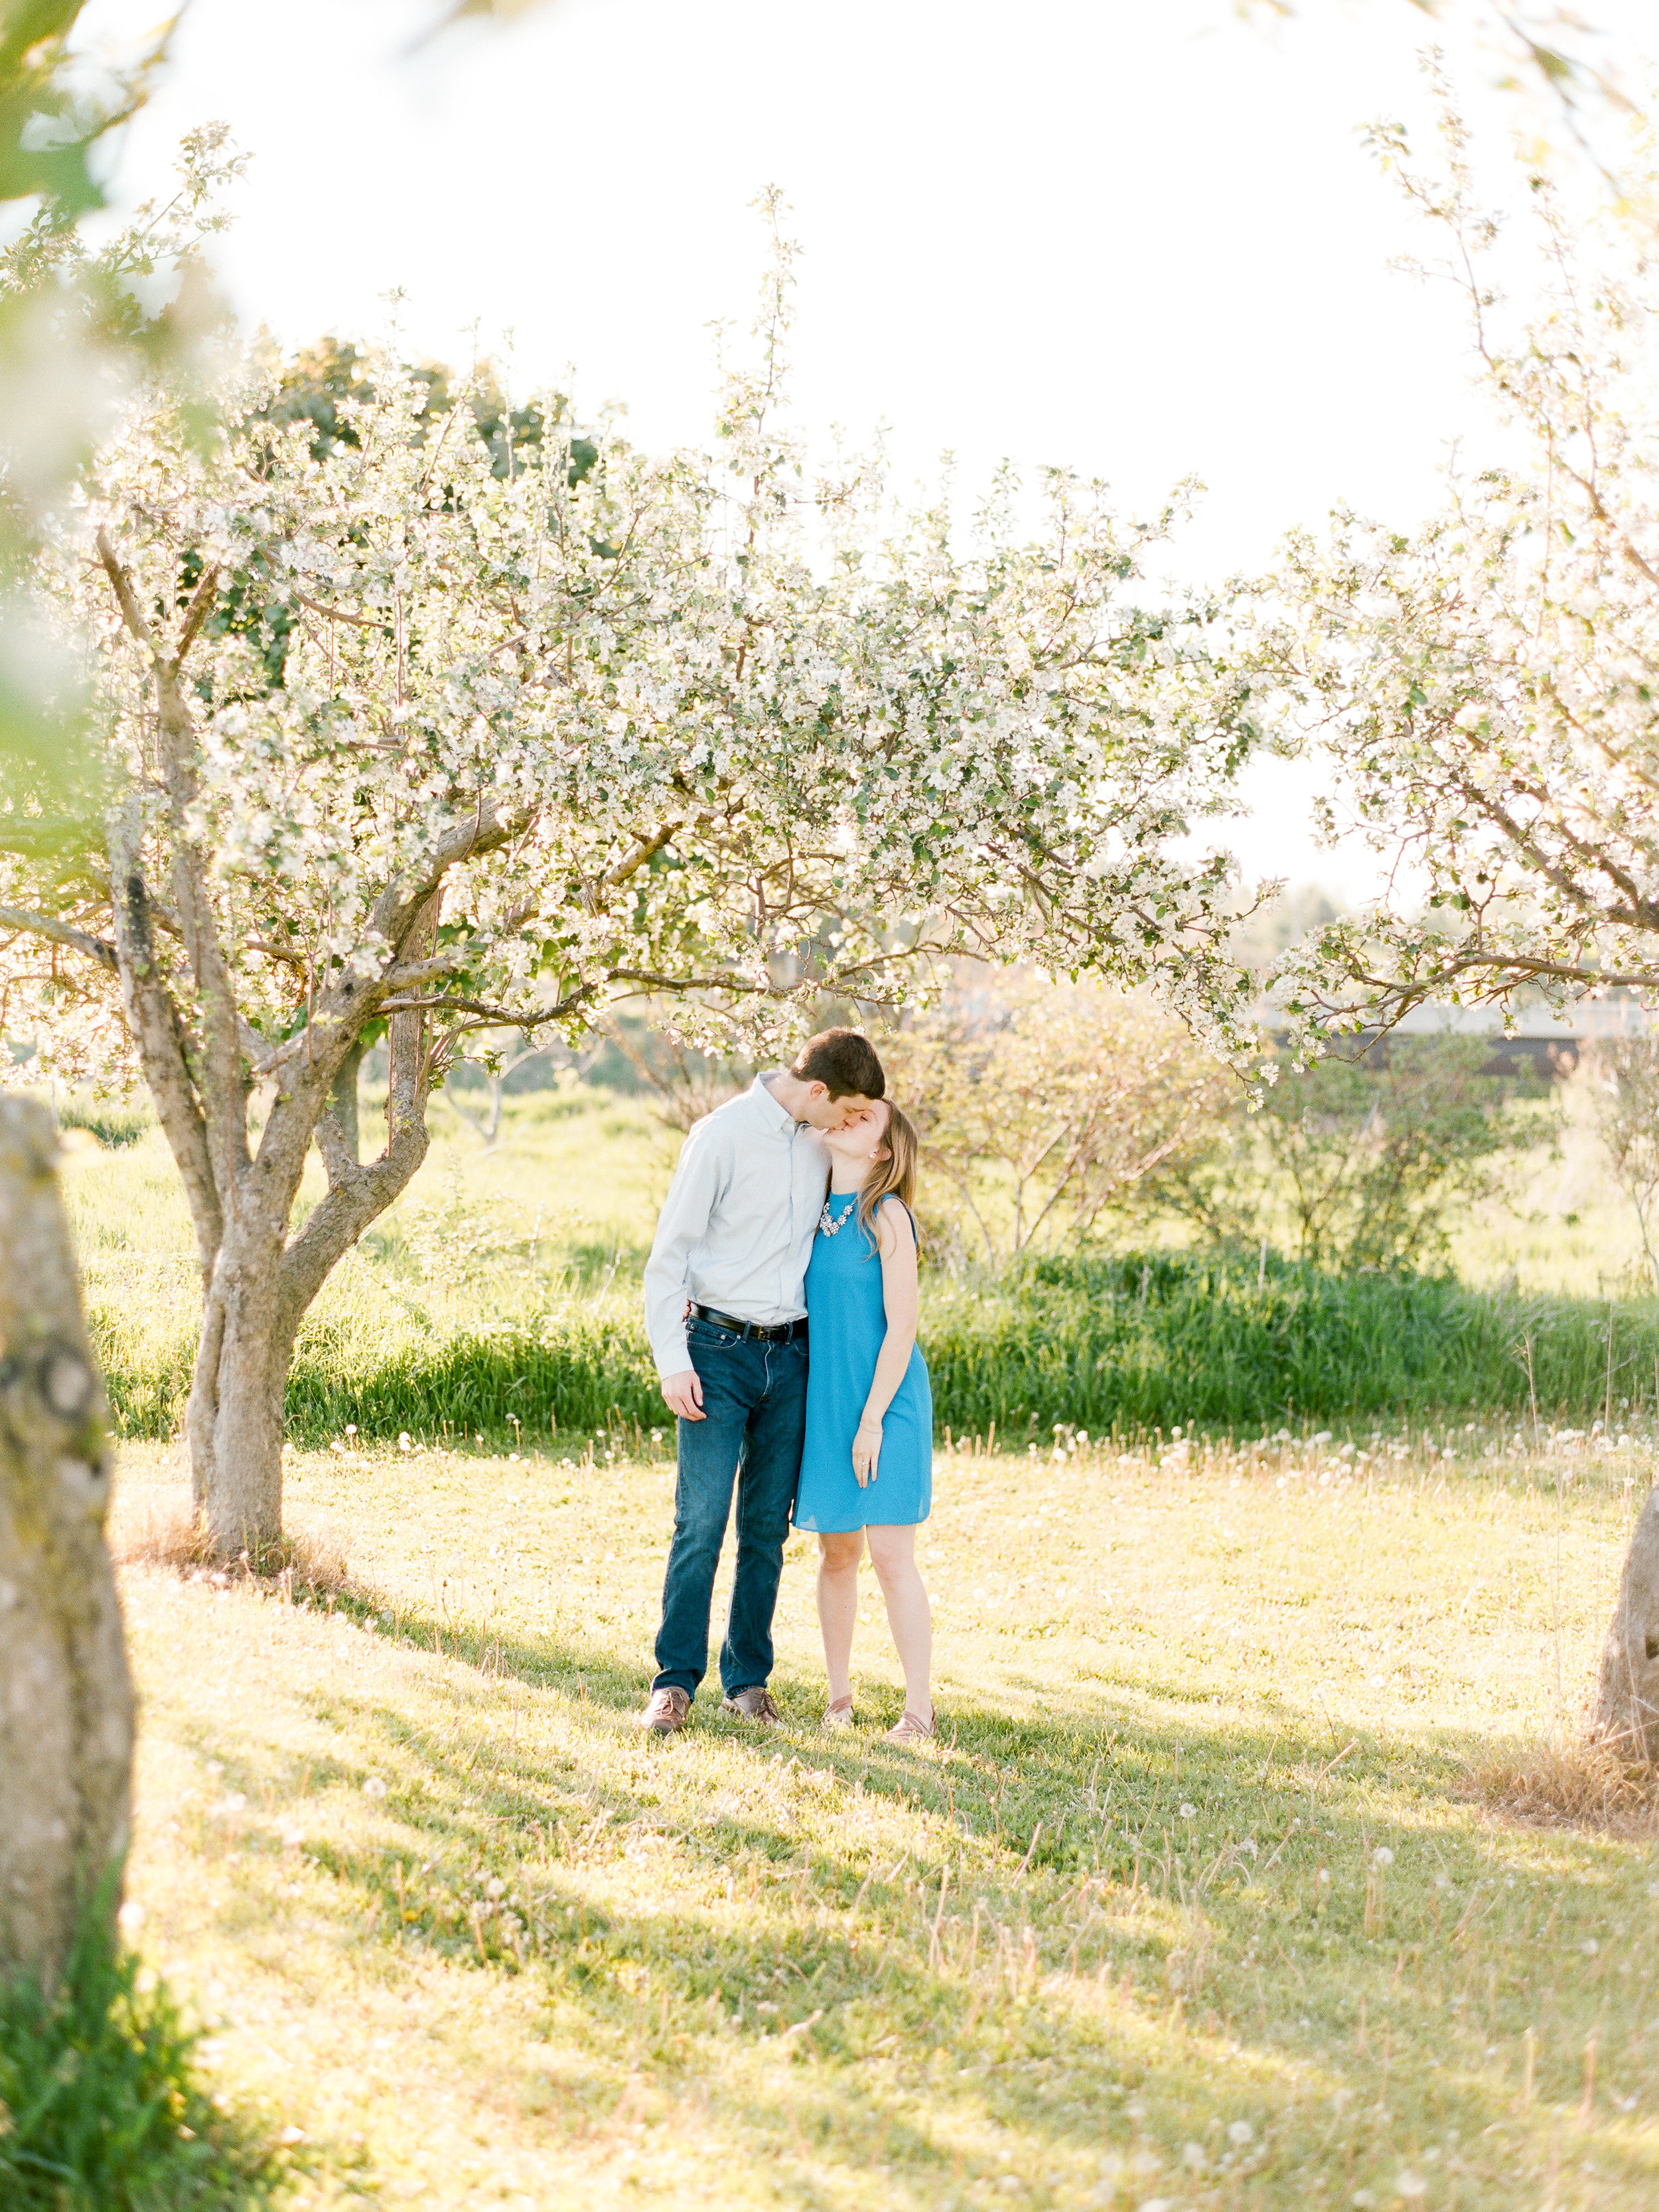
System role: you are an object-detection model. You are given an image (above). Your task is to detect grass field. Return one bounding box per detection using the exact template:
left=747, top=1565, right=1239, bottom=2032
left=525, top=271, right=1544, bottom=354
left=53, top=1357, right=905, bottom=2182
left=44, top=1070, right=1659, bottom=2206
left=109, top=1419, right=1659, bottom=2211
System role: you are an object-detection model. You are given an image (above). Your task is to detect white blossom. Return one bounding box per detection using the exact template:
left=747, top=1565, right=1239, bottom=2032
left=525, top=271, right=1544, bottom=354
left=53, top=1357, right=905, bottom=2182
left=1260, top=95, right=1659, bottom=1049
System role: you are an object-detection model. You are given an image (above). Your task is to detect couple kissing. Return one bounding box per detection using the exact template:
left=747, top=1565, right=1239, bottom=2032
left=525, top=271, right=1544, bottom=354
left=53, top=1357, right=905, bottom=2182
left=638, top=1030, right=936, bottom=1742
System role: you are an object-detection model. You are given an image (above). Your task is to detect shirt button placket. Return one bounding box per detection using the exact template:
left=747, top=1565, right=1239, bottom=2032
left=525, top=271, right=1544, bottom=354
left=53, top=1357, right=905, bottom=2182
left=785, top=1126, right=795, bottom=1313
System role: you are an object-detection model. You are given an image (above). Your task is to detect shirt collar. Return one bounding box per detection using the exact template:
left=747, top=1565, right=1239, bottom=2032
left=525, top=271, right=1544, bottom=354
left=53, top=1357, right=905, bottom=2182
left=751, top=1071, right=804, bottom=1134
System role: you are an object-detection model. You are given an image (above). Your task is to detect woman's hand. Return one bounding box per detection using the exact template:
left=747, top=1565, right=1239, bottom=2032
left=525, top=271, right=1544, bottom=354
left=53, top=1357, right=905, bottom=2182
left=852, top=1415, right=882, bottom=1487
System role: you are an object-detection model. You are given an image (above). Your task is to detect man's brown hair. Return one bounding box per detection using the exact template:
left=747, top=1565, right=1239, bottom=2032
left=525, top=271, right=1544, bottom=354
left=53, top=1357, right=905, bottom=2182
left=790, top=1028, right=885, bottom=1100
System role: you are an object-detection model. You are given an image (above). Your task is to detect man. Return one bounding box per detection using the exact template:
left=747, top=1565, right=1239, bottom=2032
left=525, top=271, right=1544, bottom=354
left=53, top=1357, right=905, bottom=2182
left=638, top=1029, right=887, bottom=1733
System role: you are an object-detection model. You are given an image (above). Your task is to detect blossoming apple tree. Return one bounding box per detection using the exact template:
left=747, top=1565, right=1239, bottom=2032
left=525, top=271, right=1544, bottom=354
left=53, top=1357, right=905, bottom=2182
left=1258, top=101, right=1659, bottom=1753
left=1267, top=102, right=1659, bottom=1053
left=1, top=248, right=1262, bottom=1557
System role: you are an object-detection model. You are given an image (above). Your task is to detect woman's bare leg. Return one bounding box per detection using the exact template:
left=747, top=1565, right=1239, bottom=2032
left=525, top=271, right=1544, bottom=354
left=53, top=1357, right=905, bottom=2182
left=867, top=1524, right=932, bottom=1722
left=816, top=1530, right=865, bottom=1707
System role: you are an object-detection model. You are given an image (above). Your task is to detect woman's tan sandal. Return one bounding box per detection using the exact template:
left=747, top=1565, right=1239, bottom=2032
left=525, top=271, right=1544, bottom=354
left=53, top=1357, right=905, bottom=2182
left=884, top=1708, right=936, bottom=1745
left=822, top=1698, right=855, bottom=1732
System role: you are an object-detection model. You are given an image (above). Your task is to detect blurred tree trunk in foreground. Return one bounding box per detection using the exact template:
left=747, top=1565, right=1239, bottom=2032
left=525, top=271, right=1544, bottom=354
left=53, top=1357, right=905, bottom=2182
left=0, top=1098, right=131, bottom=1986
left=1594, top=1488, right=1659, bottom=1763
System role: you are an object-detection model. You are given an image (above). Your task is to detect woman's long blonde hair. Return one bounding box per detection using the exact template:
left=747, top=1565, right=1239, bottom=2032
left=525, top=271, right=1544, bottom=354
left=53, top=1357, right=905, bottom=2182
left=858, top=1100, right=921, bottom=1248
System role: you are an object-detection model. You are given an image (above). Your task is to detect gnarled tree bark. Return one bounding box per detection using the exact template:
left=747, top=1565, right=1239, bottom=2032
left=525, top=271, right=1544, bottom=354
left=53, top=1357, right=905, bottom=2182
left=1593, top=1485, right=1659, bottom=1762
left=0, top=1098, right=132, bottom=1986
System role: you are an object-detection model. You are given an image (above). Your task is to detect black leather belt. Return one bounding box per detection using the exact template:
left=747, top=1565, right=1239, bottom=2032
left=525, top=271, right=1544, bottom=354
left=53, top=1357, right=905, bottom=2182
left=688, top=1303, right=807, bottom=1343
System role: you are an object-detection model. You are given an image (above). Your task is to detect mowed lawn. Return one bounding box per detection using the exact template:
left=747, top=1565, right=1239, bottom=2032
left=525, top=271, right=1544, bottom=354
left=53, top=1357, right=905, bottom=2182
left=106, top=1423, right=1659, bottom=2211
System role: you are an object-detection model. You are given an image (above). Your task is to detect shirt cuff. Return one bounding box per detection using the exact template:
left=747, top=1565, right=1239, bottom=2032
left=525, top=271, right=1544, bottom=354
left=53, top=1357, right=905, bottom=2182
left=654, top=1327, right=692, bottom=1380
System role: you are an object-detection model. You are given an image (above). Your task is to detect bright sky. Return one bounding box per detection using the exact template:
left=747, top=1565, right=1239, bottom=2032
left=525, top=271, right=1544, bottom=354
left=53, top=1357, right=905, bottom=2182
left=85, top=0, right=1654, bottom=901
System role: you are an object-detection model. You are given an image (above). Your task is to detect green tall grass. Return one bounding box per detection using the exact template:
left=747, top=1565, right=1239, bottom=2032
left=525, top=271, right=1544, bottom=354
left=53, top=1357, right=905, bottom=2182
left=89, top=1291, right=666, bottom=1448
left=0, top=1918, right=289, bottom=2209
left=91, top=1246, right=1659, bottom=1448
left=924, top=1248, right=1659, bottom=1438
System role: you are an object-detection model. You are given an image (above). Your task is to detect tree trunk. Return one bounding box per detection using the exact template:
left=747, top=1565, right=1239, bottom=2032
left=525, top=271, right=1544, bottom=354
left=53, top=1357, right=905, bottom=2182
left=323, top=1038, right=363, bottom=1166
left=0, top=1098, right=133, bottom=1987
left=182, top=1020, right=435, bottom=1560
left=1593, top=1485, right=1659, bottom=1761
left=184, top=1215, right=289, bottom=1559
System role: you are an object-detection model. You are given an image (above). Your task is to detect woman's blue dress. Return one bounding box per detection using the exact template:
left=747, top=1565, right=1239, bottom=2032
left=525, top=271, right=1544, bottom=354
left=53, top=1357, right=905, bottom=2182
left=794, top=1192, right=932, bottom=1533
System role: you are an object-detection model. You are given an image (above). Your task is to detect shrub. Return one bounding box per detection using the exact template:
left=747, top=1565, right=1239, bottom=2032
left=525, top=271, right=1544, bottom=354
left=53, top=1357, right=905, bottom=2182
left=882, top=977, right=1235, bottom=1267
left=0, top=1922, right=287, bottom=2209
left=56, top=1096, right=151, bottom=1149
left=922, top=1248, right=1659, bottom=1436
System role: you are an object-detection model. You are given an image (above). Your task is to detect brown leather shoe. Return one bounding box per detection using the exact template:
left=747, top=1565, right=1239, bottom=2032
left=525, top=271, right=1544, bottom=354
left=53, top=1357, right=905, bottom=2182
left=720, top=1686, right=783, bottom=1727
left=639, top=1685, right=689, bottom=1733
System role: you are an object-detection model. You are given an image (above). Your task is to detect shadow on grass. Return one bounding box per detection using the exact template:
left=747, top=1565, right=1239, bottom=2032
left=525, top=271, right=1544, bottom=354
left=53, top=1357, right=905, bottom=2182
left=181, top=1595, right=1659, bottom=2207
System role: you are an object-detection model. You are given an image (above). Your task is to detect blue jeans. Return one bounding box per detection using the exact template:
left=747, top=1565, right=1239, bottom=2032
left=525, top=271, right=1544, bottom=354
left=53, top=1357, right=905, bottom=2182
left=652, top=1315, right=808, bottom=1701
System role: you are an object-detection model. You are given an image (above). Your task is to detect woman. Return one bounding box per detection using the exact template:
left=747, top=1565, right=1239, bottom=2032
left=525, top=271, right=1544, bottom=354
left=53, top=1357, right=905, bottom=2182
left=793, top=1099, right=935, bottom=1743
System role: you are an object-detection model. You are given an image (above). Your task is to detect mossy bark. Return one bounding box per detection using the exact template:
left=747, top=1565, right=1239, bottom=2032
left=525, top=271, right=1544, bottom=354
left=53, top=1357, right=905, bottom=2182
left=1593, top=1485, right=1659, bottom=1762
left=0, top=1097, right=133, bottom=1986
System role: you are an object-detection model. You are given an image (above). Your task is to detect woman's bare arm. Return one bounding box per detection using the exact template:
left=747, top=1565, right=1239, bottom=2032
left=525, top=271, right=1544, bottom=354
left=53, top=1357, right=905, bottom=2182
left=851, top=1199, right=920, bottom=1485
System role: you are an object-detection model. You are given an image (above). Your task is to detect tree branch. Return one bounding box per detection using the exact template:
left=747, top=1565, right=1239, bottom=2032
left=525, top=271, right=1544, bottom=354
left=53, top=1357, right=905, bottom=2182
left=103, top=540, right=250, bottom=1204
left=274, top=1117, right=429, bottom=1357
left=106, top=805, right=222, bottom=1286
left=176, top=562, right=221, bottom=662
left=0, top=907, right=117, bottom=972
left=290, top=588, right=386, bottom=632
left=1303, top=947, right=1659, bottom=1027
left=94, top=529, right=156, bottom=653
left=381, top=950, right=469, bottom=991
left=363, top=798, right=534, bottom=958
left=603, top=822, right=677, bottom=889
left=378, top=986, right=591, bottom=1029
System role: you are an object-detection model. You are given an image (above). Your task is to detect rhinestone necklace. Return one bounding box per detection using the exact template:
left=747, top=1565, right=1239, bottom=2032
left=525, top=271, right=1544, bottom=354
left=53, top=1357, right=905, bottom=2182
left=818, top=1192, right=860, bottom=1236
